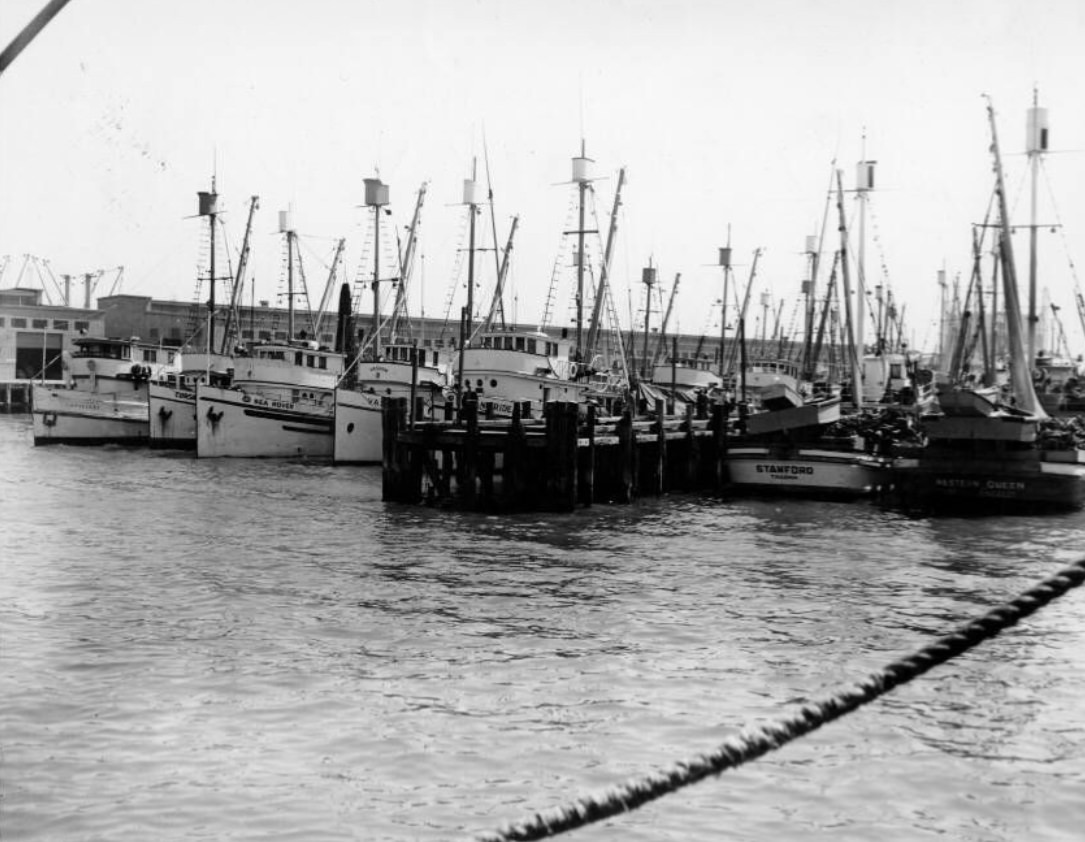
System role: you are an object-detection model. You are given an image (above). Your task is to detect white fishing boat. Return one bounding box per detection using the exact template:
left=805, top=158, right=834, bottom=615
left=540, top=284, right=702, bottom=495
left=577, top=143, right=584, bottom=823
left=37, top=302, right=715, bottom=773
left=725, top=394, right=892, bottom=499
left=455, top=327, right=585, bottom=418
left=148, top=352, right=232, bottom=449
left=651, top=355, right=722, bottom=394
left=723, top=166, right=896, bottom=500
left=196, top=339, right=344, bottom=458
left=335, top=343, right=448, bottom=462
left=196, top=205, right=351, bottom=458
left=725, top=443, right=889, bottom=498
left=334, top=180, right=450, bottom=464
left=32, top=336, right=177, bottom=445
left=148, top=181, right=258, bottom=449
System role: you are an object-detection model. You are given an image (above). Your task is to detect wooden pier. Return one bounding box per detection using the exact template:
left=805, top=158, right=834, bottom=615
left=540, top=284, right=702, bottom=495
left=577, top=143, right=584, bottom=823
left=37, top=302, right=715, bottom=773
left=0, top=381, right=33, bottom=413
left=382, top=398, right=730, bottom=511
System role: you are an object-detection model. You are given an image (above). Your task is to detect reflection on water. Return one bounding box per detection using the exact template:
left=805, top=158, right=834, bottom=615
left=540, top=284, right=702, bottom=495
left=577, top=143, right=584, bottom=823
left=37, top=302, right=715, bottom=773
left=2, top=414, right=1084, bottom=842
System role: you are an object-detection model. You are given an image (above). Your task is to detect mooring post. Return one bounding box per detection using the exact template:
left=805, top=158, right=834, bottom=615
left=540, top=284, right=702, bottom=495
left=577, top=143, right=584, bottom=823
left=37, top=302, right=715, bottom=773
left=381, top=397, right=407, bottom=501
left=502, top=400, right=524, bottom=508
left=409, top=347, right=419, bottom=431
left=617, top=407, right=634, bottom=503
left=713, top=400, right=731, bottom=491
left=581, top=402, right=596, bottom=507
left=462, top=395, right=479, bottom=507
left=654, top=398, right=666, bottom=496
left=545, top=401, right=578, bottom=512
left=684, top=401, right=697, bottom=490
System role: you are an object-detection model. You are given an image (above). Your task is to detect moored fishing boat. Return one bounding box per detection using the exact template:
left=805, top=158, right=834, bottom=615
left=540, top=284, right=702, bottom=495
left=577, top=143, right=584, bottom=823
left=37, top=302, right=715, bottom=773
left=456, top=326, right=585, bottom=418
left=149, top=352, right=232, bottom=449
left=196, top=339, right=343, bottom=458
left=889, top=385, right=1085, bottom=511
left=196, top=205, right=348, bottom=459
left=724, top=391, right=896, bottom=500
left=334, top=179, right=450, bottom=464
left=148, top=181, right=258, bottom=449
left=32, top=336, right=177, bottom=445
left=888, top=97, right=1085, bottom=513
left=335, top=343, right=447, bottom=464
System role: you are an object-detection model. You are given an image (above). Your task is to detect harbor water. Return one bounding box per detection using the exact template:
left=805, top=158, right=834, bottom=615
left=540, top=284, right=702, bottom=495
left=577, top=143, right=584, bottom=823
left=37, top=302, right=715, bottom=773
left=1, top=413, right=1083, bottom=841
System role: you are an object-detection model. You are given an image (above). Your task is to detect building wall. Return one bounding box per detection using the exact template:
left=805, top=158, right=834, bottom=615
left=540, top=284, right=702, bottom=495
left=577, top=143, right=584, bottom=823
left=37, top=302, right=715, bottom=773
left=92, top=293, right=814, bottom=377
left=0, top=288, right=105, bottom=381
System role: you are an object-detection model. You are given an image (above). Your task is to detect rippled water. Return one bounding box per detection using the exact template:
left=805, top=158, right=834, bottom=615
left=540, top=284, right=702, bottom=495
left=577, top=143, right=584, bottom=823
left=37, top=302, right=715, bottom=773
left=2, top=413, right=1083, bottom=841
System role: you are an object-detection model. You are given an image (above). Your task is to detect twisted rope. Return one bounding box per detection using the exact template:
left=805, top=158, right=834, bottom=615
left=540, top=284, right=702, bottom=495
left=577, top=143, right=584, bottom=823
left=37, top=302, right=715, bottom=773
left=476, top=557, right=1085, bottom=842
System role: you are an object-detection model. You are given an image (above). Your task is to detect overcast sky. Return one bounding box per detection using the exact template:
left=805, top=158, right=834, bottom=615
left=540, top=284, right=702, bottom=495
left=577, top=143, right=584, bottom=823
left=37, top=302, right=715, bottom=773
left=2, top=0, right=1084, bottom=353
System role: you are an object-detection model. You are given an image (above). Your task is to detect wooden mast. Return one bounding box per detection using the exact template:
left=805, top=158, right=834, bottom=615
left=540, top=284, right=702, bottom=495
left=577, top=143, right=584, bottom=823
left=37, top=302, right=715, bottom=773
left=835, top=169, right=863, bottom=410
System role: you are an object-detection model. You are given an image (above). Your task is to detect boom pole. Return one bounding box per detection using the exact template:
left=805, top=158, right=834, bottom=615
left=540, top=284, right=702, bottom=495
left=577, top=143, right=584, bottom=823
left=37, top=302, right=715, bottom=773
left=220, top=194, right=259, bottom=354
left=585, top=167, right=626, bottom=364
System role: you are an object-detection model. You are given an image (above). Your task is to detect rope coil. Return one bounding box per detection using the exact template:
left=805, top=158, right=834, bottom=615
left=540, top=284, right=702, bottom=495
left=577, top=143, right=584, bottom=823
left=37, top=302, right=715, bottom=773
left=476, top=557, right=1085, bottom=842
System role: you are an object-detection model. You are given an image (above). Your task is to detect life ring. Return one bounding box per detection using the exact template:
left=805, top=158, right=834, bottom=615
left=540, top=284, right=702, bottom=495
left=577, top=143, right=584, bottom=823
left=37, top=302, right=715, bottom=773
left=41, top=412, right=58, bottom=427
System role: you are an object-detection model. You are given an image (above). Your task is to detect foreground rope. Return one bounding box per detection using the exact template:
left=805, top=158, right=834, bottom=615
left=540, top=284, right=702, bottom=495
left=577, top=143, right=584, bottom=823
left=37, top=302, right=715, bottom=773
left=477, top=557, right=1085, bottom=842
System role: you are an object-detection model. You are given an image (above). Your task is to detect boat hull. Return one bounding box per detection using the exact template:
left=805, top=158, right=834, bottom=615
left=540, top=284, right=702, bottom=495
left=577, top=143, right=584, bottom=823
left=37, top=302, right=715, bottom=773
left=725, top=446, right=890, bottom=499
left=333, top=389, right=384, bottom=464
left=196, top=384, right=333, bottom=459
left=148, top=382, right=197, bottom=449
left=889, top=454, right=1085, bottom=512
left=31, top=384, right=149, bottom=445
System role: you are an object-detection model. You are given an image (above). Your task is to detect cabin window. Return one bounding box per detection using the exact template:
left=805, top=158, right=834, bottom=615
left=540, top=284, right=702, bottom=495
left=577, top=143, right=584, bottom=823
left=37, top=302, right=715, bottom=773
left=489, top=379, right=497, bottom=388
left=259, top=330, right=271, bottom=340
left=74, top=320, right=88, bottom=332
left=11, top=318, right=26, bottom=328
left=276, top=331, right=288, bottom=340
left=527, top=339, right=537, bottom=354
left=167, top=351, right=176, bottom=364
left=294, top=351, right=303, bottom=365
left=515, top=336, right=525, bottom=350
left=319, top=356, right=327, bottom=370
left=143, top=350, right=158, bottom=363
left=32, top=319, right=48, bottom=329
left=241, top=330, right=253, bottom=339
left=432, top=352, right=439, bottom=366
left=890, top=363, right=903, bottom=378
left=307, top=354, right=315, bottom=367
left=53, top=319, right=69, bottom=330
